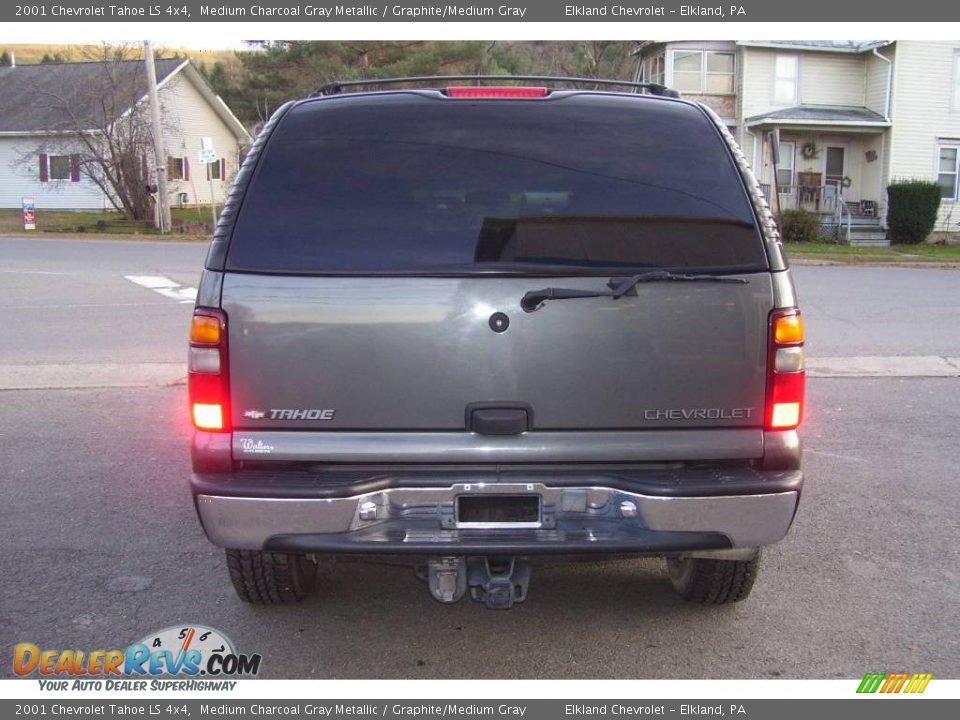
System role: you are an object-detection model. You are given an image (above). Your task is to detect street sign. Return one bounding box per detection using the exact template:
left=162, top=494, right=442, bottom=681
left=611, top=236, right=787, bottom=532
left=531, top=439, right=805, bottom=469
left=22, top=197, right=35, bottom=230
left=199, top=136, right=218, bottom=164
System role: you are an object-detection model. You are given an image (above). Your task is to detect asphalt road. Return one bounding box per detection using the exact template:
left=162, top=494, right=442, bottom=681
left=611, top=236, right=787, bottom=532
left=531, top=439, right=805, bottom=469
left=1, top=236, right=958, bottom=679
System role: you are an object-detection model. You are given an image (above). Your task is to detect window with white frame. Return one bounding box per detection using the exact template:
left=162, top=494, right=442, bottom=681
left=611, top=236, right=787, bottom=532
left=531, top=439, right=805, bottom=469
left=671, top=50, right=735, bottom=94
left=777, top=141, right=796, bottom=191
left=938, top=144, right=959, bottom=200
left=774, top=55, right=799, bottom=105
left=641, top=54, right=665, bottom=85
left=167, top=156, right=187, bottom=181
left=48, top=155, right=72, bottom=180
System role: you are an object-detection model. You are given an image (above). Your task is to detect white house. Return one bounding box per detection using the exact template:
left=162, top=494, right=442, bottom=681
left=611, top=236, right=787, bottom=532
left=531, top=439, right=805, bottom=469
left=0, top=57, right=251, bottom=214
left=635, top=40, right=960, bottom=244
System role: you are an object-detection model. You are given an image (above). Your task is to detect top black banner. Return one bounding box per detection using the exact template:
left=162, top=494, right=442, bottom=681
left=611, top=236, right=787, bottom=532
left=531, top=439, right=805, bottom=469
left=6, top=0, right=960, bottom=22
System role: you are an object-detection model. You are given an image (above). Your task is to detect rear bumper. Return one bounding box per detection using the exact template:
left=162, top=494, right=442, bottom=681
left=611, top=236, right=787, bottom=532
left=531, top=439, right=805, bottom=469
left=192, top=470, right=801, bottom=554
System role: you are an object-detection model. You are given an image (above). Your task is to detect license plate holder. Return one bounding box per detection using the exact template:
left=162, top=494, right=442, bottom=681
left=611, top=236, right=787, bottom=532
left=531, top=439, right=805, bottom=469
left=456, top=495, right=541, bottom=527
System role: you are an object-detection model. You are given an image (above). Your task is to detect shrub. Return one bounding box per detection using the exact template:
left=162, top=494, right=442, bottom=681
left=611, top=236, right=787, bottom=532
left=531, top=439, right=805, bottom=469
left=779, top=209, right=821, bottom=243
left=886, top=180, right=942, bottom=245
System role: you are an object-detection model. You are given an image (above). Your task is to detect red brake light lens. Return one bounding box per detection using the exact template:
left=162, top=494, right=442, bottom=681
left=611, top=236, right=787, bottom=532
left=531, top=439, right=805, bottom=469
left=446, top=86, right=549, bottom=98
left=766, top=309, right=805, bottom=431
left=189, top=308, right=229, bottom=432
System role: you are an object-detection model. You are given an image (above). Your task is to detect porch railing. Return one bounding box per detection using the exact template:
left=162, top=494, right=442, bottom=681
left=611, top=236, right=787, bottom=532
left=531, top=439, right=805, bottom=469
left=759, top=184, right=841, bottom=214
left=760, top=184, right=869, bottom=244
left=836, top=196, right=852, bottom=245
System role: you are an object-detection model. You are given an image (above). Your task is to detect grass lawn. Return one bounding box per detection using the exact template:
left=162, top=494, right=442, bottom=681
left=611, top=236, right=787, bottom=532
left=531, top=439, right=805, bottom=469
left=783, top=241, right=960, bottom=264
left=0, top=208, right=212, bottom=239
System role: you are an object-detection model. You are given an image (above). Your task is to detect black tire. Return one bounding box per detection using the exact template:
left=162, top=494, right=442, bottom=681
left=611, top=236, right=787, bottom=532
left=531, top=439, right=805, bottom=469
left=225, top=549, right=318, bottom=604
left=666, top=551, right=761, bottom=604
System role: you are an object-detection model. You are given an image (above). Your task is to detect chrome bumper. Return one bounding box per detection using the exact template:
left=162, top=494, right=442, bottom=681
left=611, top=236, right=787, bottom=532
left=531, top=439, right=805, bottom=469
left=195, top=482, right=799, bottom=553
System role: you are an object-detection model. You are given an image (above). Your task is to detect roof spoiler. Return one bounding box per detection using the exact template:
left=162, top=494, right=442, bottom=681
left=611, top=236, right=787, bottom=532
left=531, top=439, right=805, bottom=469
left=311, top=75, right=681, bottom=98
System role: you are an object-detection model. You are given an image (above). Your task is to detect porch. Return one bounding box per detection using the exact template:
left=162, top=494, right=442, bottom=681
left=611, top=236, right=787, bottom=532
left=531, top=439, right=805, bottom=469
left=759, top=184, right=889, bottom=246
left=745, top=105, right=891, bottom=245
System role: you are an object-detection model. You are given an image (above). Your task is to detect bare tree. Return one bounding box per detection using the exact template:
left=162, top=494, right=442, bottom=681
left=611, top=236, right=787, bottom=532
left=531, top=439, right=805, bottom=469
left=22, top=44, right=176, bottom=221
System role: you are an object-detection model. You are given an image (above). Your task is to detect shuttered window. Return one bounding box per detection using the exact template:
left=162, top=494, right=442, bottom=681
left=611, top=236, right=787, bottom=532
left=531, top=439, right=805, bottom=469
left=40, top=154, right=80, bottom=182
left=206, top=159, right=226, bottom=181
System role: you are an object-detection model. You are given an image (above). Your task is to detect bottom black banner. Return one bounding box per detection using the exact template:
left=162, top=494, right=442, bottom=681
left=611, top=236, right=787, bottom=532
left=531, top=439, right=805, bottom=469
left=1, top=700, right=956, bottom=720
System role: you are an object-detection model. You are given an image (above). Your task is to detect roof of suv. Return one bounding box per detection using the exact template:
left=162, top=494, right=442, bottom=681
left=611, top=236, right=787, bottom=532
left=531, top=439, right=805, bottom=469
left=309, top=75, right=683, bottom=98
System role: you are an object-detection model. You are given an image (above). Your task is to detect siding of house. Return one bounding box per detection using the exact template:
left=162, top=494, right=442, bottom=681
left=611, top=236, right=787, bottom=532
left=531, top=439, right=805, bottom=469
left=740, top=47, right=870, bottom=119
left=159, top=71, right=242, bottom=206
left=0, top=137, right=108, bottom=210
left=886, top=40, right=960, bottom=231
left=865, top=48, right=891, bottom=116
left=800, top=52, right=866, bottom=106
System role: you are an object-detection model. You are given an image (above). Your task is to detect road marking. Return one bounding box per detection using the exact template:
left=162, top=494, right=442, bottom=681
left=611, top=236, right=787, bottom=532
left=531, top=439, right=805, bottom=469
left=807, top=356, right=960, bottom=378
left=0, top=363, right=185, bottom=391
left=123, top=274, right=197, bottom=304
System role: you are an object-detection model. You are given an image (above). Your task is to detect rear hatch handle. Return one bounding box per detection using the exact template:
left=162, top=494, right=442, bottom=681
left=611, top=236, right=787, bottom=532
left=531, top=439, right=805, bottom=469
left=519, top=270, right=748, bottom=313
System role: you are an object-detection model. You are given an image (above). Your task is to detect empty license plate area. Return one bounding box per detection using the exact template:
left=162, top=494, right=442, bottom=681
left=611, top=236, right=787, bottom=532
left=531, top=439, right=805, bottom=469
left=456, top=495, right=541, bottom=527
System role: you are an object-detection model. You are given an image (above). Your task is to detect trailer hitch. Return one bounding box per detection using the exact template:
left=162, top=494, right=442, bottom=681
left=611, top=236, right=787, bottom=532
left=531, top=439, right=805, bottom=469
left=425, top=556, right=532, bottom=609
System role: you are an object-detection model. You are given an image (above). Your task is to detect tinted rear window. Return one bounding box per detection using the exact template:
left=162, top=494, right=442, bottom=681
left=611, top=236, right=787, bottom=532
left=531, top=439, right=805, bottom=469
left=227, top=93, right=766, bottom=274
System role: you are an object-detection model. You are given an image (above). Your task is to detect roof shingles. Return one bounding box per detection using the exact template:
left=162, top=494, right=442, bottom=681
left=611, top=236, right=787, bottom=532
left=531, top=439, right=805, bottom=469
left=0, top=58, right=184, bottom=133
left=745, top=104, right=889, bottom=126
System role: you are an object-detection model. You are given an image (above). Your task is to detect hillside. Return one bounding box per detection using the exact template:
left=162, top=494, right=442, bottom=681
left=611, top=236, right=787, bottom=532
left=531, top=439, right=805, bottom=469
left=0, top=43, right=241, bottom=70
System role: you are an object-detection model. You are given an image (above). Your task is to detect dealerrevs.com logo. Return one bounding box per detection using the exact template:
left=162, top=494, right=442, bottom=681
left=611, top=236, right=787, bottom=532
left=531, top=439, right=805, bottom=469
left=14, top=625, right=261, bottom=691
left=857, top=672, right=934, bottom=694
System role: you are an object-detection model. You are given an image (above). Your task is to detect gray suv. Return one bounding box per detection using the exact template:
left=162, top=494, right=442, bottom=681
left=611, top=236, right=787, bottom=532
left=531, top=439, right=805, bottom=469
left=189, top=77, right=804, bottom=609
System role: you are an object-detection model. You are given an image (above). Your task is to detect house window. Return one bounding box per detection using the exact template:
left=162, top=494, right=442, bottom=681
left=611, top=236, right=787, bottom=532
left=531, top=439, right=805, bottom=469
left=672, top=50, right=735, bottom=94
left=640, top=54, right=664, bottom=85
left=167, top=156, right=187, bottom=181
left=39, top=153, right=79, bottom=182
left=206, top=160, right=222, bottom=181
left=938, top=145, right=959, bottom=200
left=777, top=141, right=796, bottom=191
left=48, top=155, right=72, bottom=180
left=774, top=55, right=799, bottom=105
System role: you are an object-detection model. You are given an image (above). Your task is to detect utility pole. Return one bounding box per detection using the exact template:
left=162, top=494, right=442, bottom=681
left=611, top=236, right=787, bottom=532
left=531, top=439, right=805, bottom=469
left=144, top=41, right=170, bottom=233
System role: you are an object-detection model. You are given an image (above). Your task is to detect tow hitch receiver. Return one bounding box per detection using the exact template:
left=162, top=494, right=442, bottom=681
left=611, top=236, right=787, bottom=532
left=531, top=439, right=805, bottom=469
left=468, top=557, right=531, bottom=609
left=425, top=556, right=532, bottom=609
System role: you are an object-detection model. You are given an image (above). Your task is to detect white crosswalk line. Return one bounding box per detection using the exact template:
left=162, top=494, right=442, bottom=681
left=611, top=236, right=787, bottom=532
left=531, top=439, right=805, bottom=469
left=124, top=274, right=197, bottom=304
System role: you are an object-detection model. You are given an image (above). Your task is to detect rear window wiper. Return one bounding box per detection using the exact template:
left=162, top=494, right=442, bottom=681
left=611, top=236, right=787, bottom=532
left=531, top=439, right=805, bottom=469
left=520, top=270, right=749, bottom=313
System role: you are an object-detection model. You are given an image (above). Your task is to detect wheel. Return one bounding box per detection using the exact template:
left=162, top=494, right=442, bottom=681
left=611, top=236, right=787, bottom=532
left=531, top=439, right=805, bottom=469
left=666, top=551, right=761, bottom=604
left=225, top=549, right=318, bottom=604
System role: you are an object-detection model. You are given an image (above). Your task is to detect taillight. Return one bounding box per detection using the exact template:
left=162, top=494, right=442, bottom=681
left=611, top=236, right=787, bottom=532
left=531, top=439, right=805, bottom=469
left=189, top=308, right=229, bottom=432
left=766, top=309, right=805, bottom=431
left=446, top=86, right=549, bottom=98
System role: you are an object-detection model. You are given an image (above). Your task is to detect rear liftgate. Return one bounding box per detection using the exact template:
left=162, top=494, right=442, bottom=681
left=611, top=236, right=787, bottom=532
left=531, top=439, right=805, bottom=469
left=425, top=494, right=538, bottom=610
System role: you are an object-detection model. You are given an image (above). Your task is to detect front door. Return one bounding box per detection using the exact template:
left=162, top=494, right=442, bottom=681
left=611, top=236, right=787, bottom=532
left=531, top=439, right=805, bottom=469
left=824, top=146, right=847, bottom=188
left=823, top=145, right=848, bottom=211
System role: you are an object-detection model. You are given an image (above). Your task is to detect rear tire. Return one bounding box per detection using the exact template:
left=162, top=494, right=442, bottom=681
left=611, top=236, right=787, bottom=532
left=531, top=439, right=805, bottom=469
left=226, top=549, right=317, bottom=604
left=666, top=551, right=761, bottom=604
